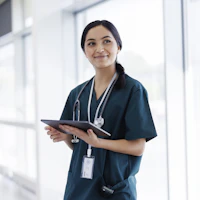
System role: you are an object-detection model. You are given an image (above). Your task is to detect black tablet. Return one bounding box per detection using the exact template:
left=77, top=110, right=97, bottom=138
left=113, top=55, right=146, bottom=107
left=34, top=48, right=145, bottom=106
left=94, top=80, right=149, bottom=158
left=41, top=119, right=111, bottom=137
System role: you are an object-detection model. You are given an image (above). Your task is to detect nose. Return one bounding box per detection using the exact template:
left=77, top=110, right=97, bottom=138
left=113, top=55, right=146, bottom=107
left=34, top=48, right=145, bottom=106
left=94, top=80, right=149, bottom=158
left=96, top=44, right=104, bottom=53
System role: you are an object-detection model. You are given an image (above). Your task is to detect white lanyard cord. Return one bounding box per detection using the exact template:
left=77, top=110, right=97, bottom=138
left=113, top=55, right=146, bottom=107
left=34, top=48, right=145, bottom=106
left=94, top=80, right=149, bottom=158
left=87, top=72, right=117, bottom=157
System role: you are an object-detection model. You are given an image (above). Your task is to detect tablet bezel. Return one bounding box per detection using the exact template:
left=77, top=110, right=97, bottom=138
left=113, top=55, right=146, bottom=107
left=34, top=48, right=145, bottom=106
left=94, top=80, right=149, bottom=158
left=41, top=119, right=111, bottom=137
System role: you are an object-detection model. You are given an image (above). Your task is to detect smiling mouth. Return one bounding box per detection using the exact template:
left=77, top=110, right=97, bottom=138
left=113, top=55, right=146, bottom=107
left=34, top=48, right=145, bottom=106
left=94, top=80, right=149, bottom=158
left=94, top=55, right=108, bottom=58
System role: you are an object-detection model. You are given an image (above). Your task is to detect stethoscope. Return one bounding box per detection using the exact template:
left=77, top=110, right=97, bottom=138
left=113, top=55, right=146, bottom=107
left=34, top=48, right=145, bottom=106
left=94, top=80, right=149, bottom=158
left=71, top=72, right=119, bottom=143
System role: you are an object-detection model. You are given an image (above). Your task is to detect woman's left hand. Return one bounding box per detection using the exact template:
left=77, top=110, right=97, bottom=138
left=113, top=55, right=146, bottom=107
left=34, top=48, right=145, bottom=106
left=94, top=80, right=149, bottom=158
left=59, top=125, right=100, bottom=147
left=59, top=125, right=146, bottom=156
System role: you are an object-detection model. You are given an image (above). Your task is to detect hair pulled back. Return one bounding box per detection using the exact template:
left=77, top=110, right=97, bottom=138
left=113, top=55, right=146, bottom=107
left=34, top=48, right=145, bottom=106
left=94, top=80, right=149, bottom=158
left=81, top=20, right=125, bottom=89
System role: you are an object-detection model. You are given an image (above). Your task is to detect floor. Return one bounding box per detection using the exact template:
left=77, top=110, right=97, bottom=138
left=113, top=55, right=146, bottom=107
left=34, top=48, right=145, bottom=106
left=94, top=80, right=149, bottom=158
left=0, top=174, right=36, bottom=200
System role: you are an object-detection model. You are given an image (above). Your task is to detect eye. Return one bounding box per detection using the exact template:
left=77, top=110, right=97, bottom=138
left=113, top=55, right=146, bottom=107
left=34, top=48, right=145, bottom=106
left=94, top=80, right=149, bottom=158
left=88, top=42, right=95, bottom=46
left=104, top=40, right=111, bottom=44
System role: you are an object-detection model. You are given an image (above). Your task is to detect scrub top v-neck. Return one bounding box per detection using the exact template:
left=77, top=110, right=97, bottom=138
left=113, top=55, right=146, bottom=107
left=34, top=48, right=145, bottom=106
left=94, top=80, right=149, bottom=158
left=91, top=88, right=104, bottom=119
left=60, top=74, right=157, bottom=200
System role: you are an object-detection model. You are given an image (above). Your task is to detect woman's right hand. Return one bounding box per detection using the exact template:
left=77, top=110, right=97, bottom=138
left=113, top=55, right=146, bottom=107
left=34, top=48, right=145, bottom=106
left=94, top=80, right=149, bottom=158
left=45, top=126, right=74, bottom=150
left=45, top=126, right=68, bottom=143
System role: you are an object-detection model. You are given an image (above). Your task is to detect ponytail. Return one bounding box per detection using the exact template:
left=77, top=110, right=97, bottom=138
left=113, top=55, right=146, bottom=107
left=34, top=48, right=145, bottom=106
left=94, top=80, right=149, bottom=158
left=115, top=62, right=126, bottom=89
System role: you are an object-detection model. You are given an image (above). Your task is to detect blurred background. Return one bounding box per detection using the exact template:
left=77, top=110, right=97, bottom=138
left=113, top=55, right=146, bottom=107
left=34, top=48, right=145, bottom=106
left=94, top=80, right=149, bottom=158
left=0, top=0, right=199, bottom=199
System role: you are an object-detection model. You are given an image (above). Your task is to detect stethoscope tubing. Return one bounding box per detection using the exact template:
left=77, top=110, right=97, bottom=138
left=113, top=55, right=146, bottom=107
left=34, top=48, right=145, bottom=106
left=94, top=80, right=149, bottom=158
left=73, top=74, right=119, bottom=122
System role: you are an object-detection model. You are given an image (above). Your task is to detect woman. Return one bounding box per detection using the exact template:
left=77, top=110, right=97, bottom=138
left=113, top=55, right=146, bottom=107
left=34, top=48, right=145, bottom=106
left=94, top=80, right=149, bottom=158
left=45, top=20, right=157, bottom=200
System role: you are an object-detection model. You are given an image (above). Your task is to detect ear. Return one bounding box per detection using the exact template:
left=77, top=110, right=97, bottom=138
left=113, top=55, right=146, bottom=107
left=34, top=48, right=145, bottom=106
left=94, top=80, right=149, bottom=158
left=117, top=46, right=121, bottom=54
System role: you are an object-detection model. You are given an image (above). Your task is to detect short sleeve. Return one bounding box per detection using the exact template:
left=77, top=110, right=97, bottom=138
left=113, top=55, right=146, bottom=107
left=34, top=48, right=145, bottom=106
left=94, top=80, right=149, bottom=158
left=60, top=91, right=74, bottom=120
left=125, top=87, right=157, bottom=142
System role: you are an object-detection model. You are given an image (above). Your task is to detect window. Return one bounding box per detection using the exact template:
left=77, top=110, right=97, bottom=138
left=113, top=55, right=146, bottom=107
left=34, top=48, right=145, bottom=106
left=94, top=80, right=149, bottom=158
left=185, top=1, right=200, bottom=199
left=75, top=0, right=167, bottom=199
left=0, top=35, right=36, bottom=180
left=24, top=35, right=35, bottom=123
left=0, top=43, right=15, bottom=120
left=24, top=0, right=33, bottom=27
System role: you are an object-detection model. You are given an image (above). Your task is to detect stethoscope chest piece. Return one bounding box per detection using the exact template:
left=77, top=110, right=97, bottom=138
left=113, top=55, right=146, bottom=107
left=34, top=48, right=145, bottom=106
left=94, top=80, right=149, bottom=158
left=71, top=73, right=117, bottom=144
left=71, top=137, right=79, bottom=143
left=94, top=116, right=104, bottom=128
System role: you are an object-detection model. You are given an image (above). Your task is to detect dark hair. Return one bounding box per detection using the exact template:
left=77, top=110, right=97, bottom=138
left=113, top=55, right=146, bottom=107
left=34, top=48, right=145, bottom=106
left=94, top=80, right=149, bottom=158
left=81, top=20, right=125, bottom=89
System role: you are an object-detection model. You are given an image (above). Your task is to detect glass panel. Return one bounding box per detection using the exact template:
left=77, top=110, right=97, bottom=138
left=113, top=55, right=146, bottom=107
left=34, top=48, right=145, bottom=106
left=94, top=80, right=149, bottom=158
left=24, top=35, right=35, bottom=123
left=0, top=36, right=35, bottom=123
left=25, top=128, right=37, bottom=179
left=76, top=12, right=94, bottom=84
left=0, top=43, right=16, bottom=120
left=185, top=1, right=200, bottom=199
left=0, top=124, right=36, bottom=179
left=76, top=0, right=167, bottom=199
left=0, top=36, right=36, bottom=179
left=24, top=0, right=33, bottom=27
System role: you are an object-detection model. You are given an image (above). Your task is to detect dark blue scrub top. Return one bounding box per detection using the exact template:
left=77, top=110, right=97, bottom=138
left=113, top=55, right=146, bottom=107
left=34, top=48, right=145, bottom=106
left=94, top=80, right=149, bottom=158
left=60, top=74, right=157, bottom=200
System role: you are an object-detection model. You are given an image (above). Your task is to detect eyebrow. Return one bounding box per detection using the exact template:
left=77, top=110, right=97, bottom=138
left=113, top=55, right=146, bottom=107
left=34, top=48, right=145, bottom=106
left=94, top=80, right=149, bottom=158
left=86, top=36, right=111, bottom=42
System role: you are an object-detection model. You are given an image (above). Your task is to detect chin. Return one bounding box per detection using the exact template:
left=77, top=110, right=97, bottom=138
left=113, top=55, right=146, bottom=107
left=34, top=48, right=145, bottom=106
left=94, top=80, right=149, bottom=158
left=95, top=62, right=111, bottom=68
left=95, top=64, right=109, bottom=69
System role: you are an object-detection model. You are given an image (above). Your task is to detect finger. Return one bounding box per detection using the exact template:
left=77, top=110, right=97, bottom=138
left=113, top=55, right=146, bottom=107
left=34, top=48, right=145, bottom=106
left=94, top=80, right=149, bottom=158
left=64, top=125, right=81, bottom=133
left=47, top=130, right=60, bottom=136
left=59, top=125, right=74, bottom=134
left=47, top=130, right=54, bottom=135
left=45, top=126, right=58, bottom=132
left=87, top=129, right=95, bottom=136
left=59, top=125, right=86, bottom=140
left=45, top=126, right=51, bottom=130
left=47, top=130, right=52, bottom=135
left=53, top=137, right=64, bottom=143
left=87, top=129, right=93, bottom=133
left=50, top=134, right=60, bottom=140
left=59, top=124, right=71, bottom=130
left=87, top=129, right=91, bottom=137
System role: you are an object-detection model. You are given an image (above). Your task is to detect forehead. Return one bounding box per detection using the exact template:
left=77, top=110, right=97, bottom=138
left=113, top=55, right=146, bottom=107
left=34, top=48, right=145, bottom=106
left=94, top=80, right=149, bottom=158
left=85, top=25, right=114, bottom=41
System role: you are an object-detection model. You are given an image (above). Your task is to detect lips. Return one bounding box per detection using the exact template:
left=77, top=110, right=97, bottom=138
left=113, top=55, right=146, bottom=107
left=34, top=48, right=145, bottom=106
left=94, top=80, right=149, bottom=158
left=94, top=55, right=108, bottom=58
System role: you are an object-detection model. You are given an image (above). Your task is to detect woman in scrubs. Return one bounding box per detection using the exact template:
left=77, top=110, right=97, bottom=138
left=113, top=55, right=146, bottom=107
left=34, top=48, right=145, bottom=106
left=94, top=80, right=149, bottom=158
left=45, top=20, right=157, bottom=200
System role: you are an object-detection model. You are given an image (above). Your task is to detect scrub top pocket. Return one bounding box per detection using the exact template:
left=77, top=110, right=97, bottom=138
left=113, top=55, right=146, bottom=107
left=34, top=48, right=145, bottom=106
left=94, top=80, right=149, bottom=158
left=109, top=178, right=136, bottom=200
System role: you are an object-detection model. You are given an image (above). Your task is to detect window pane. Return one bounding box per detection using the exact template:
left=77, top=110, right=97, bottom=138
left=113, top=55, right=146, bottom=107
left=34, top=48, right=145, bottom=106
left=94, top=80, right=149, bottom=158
left=76, top=0, right=167, bottom=199
left=24, top=0, right=33, bottom=27
left=186, top=1, right=200, bottom=199
left=0, top=36, right=36, bottom=180
left=24, top=35, right=35, bottom=123
left=0, top=43, right=16, bottom=120
left=0, top=37, right=35, bottom=123
left=0, top=124, right=36, bottom=179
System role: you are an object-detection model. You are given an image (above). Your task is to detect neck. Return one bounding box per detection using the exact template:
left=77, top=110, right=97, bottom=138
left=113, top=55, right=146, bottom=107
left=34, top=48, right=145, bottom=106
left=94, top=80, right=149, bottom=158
left=94, top=67, right=116, bottom=87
